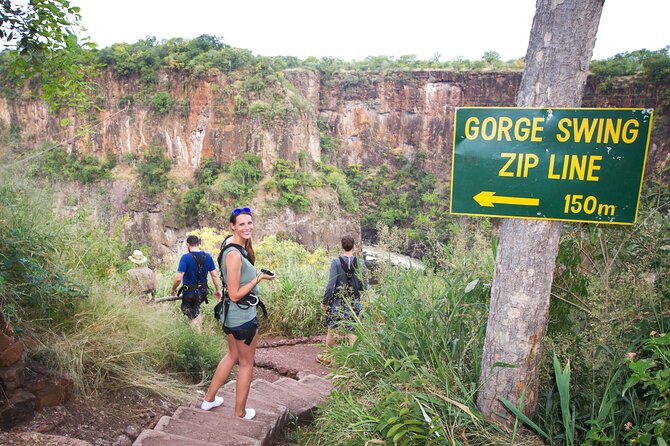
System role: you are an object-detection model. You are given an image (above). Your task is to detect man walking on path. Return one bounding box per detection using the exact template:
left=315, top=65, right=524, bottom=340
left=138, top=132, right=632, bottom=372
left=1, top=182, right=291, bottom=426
left=319, top=235, right=367, bottom=363
left=171, top=235, right=222, bottom=332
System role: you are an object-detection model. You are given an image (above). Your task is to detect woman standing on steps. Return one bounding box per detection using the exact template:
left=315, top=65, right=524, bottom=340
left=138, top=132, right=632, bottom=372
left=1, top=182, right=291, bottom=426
left=200, top=207, right=275, bottom=420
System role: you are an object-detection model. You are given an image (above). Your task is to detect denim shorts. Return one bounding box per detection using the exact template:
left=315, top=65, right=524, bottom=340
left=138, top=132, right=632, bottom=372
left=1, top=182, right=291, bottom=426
left=224, top=317, right=258, bottom=346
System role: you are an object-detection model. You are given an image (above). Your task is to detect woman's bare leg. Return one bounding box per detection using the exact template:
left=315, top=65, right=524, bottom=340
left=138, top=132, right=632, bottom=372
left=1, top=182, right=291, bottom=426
left=233, top=334, right=258, bottom=417
left=203, top=334, right=239, bottom=402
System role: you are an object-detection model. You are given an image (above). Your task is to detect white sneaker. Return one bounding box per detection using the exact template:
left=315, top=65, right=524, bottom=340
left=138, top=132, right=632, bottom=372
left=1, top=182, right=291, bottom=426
left=200, top=395, right=223, bottom=411
left=242, top=408, right=256, bottom=420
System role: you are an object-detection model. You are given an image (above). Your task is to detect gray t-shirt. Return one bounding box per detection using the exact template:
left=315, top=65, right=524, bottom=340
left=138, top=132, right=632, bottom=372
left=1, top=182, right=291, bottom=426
left=221, top=246, right=259, bottom=328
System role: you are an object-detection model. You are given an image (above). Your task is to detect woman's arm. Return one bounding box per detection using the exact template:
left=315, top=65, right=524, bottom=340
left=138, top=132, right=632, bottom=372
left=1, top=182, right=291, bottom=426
left=224, top=250, right=275, bottom=301
left=225, top=251, right=257, bottom=301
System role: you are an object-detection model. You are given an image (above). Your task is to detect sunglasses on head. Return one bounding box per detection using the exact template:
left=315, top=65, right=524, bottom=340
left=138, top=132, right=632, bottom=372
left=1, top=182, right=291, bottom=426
left=232, top=207, right=252, bottom=215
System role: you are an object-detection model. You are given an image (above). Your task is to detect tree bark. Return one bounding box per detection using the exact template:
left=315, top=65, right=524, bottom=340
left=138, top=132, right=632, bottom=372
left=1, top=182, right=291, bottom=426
left=476, top=0, right=605, bottom=426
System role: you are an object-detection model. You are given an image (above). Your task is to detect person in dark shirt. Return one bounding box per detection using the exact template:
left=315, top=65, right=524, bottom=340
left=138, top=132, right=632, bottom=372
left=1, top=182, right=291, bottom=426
left=318, top=235, right=367, bottom=363
left=170, top=235, right=222, bottom=332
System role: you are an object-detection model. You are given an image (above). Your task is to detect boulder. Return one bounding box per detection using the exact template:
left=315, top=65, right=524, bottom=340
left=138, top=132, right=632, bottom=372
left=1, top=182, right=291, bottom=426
left=0, top=360, right=26, bottom=391
left=24, top=359, right=74, bottom=410
left=0, top=340, right=25, bottom=367
left=0, top=389, right=35, bottom=429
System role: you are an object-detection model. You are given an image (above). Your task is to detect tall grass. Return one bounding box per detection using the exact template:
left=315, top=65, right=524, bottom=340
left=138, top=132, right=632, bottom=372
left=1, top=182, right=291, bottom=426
left=300, top=264, right=521, bottom=445
left=0, top=175, right=223, bottom=400
left=254, top=235, right=330, bottom=336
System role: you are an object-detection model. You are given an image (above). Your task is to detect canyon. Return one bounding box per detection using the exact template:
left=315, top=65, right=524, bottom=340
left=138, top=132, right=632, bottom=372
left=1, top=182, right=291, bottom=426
left=1, top=69, right=667, bottom=256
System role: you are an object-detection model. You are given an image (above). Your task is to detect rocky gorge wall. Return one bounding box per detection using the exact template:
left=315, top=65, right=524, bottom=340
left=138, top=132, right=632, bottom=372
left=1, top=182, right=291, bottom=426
left=1, top=69, right=667, bottom=256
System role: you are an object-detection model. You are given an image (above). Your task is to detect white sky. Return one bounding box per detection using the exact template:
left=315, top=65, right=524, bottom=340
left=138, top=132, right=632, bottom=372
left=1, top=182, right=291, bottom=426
left=77, top=0, right=670, bottom=61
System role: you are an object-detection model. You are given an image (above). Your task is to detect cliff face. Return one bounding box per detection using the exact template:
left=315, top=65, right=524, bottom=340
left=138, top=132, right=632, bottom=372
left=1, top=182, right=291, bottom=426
left=319, top=71, right=522, bottom=175
left=320, top=71, right=667, bottom=177
left=3, top=69, right=665, bottom=177
left=1, top=69, right=667, bottom=254
left=1, top=69, right=322, bottom=172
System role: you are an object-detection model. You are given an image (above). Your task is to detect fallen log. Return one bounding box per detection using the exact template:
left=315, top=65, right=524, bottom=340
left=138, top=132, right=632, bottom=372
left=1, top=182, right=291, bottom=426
left=152, top=296, right=182, bottom=303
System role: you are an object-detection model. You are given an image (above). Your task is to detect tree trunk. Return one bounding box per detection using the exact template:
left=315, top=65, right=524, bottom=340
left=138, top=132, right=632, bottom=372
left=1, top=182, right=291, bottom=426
left=476, top=0, right=605, bottom=426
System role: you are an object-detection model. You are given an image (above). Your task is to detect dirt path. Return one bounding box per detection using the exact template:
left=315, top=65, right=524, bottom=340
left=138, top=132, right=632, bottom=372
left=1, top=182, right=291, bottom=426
left=3, top=336, right=332, bottom=445
left=254, top=336, right=331, bottom=381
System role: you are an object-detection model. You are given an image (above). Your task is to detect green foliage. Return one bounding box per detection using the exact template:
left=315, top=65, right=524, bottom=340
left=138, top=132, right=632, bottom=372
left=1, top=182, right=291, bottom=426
left=324, top=169, right=358, bottom=213
left=96, top=37, right=160, bottom=76
left=345, top=151, right=450, bottom=257
left=233, top=94, right=249, bottom=115
left=590, top=47, right=669, bottom=78
left=181, top=186, right=205, bottom=224
left=268, top=159, right=312, bottom=212
left=590, top=47, right=670, bottom=111
left=0, top=177, right=130, bottom=325
left=0, top=0, right=98, bottom=112
left=622, top=331, right=670, bottom=444
left=254, top=236, right=329, bottom=336
left=136, top=145, right=171, bottom=195
left=534, top=175, right=670, bottom=445
left=194, top=158, right=222, bottom=186
left=303, top=264, right=500, bottom=445
left=29, top=146, right=114, bottom=184
left=164, top=326, right=222, bottom=381
left=149, top=91, right=176, bottom=114
left=317, top=117, right=340, bottom=157
left=210, top=153, right=262, bottom=204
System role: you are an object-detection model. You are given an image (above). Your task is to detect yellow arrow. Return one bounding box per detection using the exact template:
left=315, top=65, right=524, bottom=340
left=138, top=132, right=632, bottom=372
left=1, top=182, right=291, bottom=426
left=473, top=191, right=540, bottom=207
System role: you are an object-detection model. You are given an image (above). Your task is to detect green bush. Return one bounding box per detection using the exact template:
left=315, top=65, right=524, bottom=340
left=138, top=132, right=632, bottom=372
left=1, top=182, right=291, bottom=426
left=254, top=236, right=329, bottom=336
left=622, top=331, right=670, bottom=444
left=210, top=153, right=262, bottom=204
left=270, top=159, right=312, bottom=212
left=149, top=91, right=176, bottom=114
left=325, top=169, right=358, bottom=213
left=137, top=145, right=172, bottom=195
left=194, top=158, right=222, bottom=186
left=302, top=264, right=500, bottom=445
left=0, top=177, right=129, bottom=325
left=29, top=146, right=114, bottom=184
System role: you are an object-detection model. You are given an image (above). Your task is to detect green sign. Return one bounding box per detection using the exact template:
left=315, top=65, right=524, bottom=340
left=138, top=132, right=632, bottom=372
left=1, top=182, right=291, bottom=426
left=450, top=107, right=653, bottom=225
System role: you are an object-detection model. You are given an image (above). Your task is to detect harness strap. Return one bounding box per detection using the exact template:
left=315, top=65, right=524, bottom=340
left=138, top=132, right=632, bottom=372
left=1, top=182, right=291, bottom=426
left=218, top=243, right=268, bottom=323
left=183, top=252, right=209, bottom=304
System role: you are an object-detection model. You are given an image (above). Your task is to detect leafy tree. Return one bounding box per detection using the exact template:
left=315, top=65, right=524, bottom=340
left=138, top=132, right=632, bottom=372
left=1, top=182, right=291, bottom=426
left=482, top=50, right=501, bottom=64
left=149, top=91, right=175, bottom=114
left=137, top=145, right=171, bottom=195
left=1, top=0, right=97, bottom=112
left=194, top=158, right=222, bottom=186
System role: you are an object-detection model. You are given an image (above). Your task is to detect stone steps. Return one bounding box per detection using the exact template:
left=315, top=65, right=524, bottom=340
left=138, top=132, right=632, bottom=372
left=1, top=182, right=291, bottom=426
left=133, top=374, right=332, bottom=446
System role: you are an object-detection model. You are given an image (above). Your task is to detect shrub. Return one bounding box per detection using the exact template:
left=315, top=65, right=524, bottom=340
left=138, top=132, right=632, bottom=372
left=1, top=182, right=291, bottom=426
left=194, top=158, right=222, bottom=186
left=29, top=146, right=113, bottom=184
left=137, top=145, right=171, bottom=195
left=325, top=169, right=358, bottom=213
left=270, top=159, right=312, bottom=212
left=211, top=154, right=263, bottom=203
left=254, top=236, right=329, bottom=336
left=149, top=91, right=176, bottom=114
left=302, top=264, right=500, bottom=445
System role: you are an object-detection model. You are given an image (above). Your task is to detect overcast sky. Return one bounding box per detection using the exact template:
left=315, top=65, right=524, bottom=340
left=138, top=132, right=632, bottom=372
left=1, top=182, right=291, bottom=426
left=77, top=0, right=669, bottom=61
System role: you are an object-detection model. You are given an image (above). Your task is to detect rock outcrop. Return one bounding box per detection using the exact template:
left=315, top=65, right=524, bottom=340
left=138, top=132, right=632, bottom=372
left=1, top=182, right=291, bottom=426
left=0, top=315, right=73, bottom=429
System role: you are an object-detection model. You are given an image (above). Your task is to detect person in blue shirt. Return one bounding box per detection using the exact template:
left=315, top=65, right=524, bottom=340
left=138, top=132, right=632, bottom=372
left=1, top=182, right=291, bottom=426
left=170, top=235, right=222, bottom=333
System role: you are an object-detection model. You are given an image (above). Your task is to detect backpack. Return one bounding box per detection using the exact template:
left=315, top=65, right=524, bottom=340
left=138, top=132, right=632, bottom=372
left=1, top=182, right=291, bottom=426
left=213, top=238, right=267, bottom=323
left=333, top=256, right=364, bottom=302
left=178, top=252, right=209, bottom=304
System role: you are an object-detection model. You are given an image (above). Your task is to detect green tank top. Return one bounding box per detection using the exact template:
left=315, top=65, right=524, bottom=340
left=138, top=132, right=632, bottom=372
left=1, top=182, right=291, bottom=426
left=221, top=245, right=259, bottom=328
